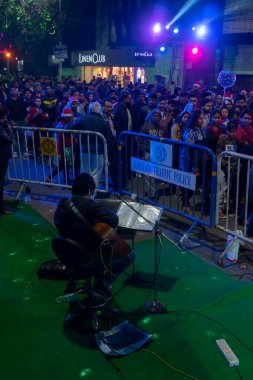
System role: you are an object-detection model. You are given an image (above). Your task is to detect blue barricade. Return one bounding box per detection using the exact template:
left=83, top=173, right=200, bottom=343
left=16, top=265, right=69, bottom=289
left=118, top=131, right=217, bottom=232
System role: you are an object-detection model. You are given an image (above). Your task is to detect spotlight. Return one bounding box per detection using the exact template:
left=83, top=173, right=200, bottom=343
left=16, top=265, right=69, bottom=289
left=173, top=27, right=179, bottom=34
left=165, top=24, right=170, bottom=30
left=160, top=46, right=165, bottom=52
left=192, top=26, right=196, bottom=31
left=153, top=23, right=162, bottom=33
left=196, top=25, right=207, bottom=38
left=192, top=46, right=199, bottom=55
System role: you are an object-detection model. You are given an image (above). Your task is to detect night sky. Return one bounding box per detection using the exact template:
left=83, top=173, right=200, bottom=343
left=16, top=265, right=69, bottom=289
left=62, top=0, right=225, bottom=51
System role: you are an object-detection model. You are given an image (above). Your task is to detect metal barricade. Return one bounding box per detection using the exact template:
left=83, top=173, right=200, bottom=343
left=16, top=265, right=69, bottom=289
left=118, top=131, right=217, bottom=243
left=8, top=126, right=109, bottom=196
left=216, top=150, right=253, bottom=246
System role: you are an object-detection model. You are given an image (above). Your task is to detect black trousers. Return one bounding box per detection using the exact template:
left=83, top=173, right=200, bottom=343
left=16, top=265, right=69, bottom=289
left=0, top=160, right=9, bottom=210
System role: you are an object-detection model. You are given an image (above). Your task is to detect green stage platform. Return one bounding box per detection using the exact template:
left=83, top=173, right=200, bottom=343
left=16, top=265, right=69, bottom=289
left=1, top=203, right=253, bottom=380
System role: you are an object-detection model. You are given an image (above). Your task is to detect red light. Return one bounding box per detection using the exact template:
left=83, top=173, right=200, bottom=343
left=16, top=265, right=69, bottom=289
left=192, top=47, right=198, bottom=55
left=4, top=50, right=11, bottom=58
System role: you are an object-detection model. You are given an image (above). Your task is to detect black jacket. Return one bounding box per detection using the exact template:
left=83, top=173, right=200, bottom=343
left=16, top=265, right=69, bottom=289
left=0, top=121, right=13, bottom=163
left=5, top=97, right=27, bottom=122
left=113, top=103, right=130, bottom=135
left=54, top=195, right=118, bottom=254
left=72, top=112, right=115, bottom=154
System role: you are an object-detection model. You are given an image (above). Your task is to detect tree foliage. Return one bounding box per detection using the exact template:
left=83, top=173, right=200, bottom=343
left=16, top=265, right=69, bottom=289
left=0, top=0, right=60, bottom=55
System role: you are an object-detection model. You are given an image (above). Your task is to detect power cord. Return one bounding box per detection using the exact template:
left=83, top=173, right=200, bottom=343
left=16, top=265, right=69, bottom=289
left=140, top=349, right=199, bottom=380
left=235, top=365, right=245, bottom=380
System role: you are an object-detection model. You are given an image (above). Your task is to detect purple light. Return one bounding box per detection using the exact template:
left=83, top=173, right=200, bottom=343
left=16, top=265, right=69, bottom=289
left=153, top=23, right=162, bottom=33
left=192, top=47, right=198, bottom=55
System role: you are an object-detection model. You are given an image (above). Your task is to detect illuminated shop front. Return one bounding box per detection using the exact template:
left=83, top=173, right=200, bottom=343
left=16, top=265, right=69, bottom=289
left=71, top=49, right=155, bottom=84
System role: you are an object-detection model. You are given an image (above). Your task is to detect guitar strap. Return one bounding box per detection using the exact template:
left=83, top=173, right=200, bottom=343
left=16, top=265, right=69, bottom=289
left=65, top=198, right=130, bottom=258
left=65, top=199, right=91, bottom=230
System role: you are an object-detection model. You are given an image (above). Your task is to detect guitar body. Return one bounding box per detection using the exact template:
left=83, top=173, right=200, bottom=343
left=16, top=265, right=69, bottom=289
left=92, top=222, right=131, bottom=257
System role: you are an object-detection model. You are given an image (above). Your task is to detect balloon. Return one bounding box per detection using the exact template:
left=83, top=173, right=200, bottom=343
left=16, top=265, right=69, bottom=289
left=217, top=70, right=236, bottom=89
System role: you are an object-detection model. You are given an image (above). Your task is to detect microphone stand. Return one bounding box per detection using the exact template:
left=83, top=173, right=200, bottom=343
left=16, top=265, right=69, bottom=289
left=145, top=220, right=166, bottom=313
left=114, top=193, right=168, bottom=313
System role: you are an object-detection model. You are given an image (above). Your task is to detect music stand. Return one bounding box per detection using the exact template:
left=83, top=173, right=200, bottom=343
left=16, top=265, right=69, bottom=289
left=117, top=201, right=166, bottom=313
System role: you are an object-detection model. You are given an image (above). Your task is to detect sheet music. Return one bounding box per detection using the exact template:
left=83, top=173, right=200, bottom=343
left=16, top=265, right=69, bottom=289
left=117, top=202, right=163, bottom=231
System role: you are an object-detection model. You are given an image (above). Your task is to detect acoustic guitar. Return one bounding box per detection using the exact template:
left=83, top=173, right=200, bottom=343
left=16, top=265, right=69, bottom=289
left=92, top=222, right=131, bottom=258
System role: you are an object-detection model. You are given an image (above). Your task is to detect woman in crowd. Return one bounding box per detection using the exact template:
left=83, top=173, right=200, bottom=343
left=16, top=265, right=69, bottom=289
left=205, top=109, right=224, bottom=153
left=28, top=96, right=49, bottom=162
left=220, top=106, right=230, bottom=130
left=171, top=111, right=190, bottom=140
left=180, top=110, right=209, bottom=211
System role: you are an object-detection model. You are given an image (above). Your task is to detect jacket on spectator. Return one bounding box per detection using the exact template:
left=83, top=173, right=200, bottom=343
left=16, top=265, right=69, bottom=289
left=72, top=112, right=115, bottom=154
left=0, top=120, right=13, bottom=163
left=236, top=125, right=253, bottom=150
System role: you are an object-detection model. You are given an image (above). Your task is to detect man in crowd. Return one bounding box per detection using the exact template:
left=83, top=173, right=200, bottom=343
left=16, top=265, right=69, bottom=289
left=113, top=91, right=133, bottom=135
left=5, top=87, right=27, bottom=156
left=42, top=85, right=58, bottom=127
left=0, top=105, right=13, bottom=214
left=201, top=98, right=213, bottom=129
left=236, top=111, right=253, bottom=152
left=113, top=92, right=133, bottom=187
left=130, top=92, right=146, bottom=132
left=136, top=93, right=157, bottom=131
left=71, top=102, right=115, bottom=186
left=184, top=93, right=199, bottom=113
left=102, top=99, right=119, bottom=191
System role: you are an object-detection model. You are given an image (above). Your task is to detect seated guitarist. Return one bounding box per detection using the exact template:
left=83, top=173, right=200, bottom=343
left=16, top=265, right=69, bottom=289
left=54, top=173, right=134, bottom=301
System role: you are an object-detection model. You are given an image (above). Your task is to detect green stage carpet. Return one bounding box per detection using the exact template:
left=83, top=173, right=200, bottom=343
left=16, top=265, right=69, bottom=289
left=1, top=203, right=253, bottom=380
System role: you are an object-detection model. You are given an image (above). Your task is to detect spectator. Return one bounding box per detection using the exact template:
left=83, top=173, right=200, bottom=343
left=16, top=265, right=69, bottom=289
left=28, top=97, right=49, bottom=162
left=136, top=93, right=157, bottom=131
left=171, top=111, right=190, bottom=140
left=236, top=111, right=253, bottom=152
left=72, top=102, right=115, bottom=186
left=205, top=110, right=224, bottom=153
left=46, top=108, right=75, bottom=185
left=0, top=105, right=13, bottom=214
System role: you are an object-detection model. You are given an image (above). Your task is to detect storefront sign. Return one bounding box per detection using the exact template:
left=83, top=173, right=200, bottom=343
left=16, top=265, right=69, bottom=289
left=72, top=49, right=155, bottom=67
left=134, top=51, right=153, bottom=57
left=78, top=53, right=106, bottom=64
left=131, top=157, right=196, bottom=190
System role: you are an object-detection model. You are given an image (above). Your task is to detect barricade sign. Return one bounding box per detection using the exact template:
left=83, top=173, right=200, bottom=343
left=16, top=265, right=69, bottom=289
left=40, top=137, right=57, bottom=156
left=131, top=157, right=196, bottom=190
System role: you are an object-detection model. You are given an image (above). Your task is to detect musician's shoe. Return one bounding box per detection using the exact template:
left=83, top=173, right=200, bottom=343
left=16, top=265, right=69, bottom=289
left=0, top=208, right=13, bottom=215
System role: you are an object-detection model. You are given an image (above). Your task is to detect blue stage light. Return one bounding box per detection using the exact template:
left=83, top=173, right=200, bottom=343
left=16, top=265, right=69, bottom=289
left=196, top=25, right=207, bottom=38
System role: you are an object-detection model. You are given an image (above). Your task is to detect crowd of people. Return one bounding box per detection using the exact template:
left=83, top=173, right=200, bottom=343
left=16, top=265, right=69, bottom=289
left=0, top=74, right=253, bottom=221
